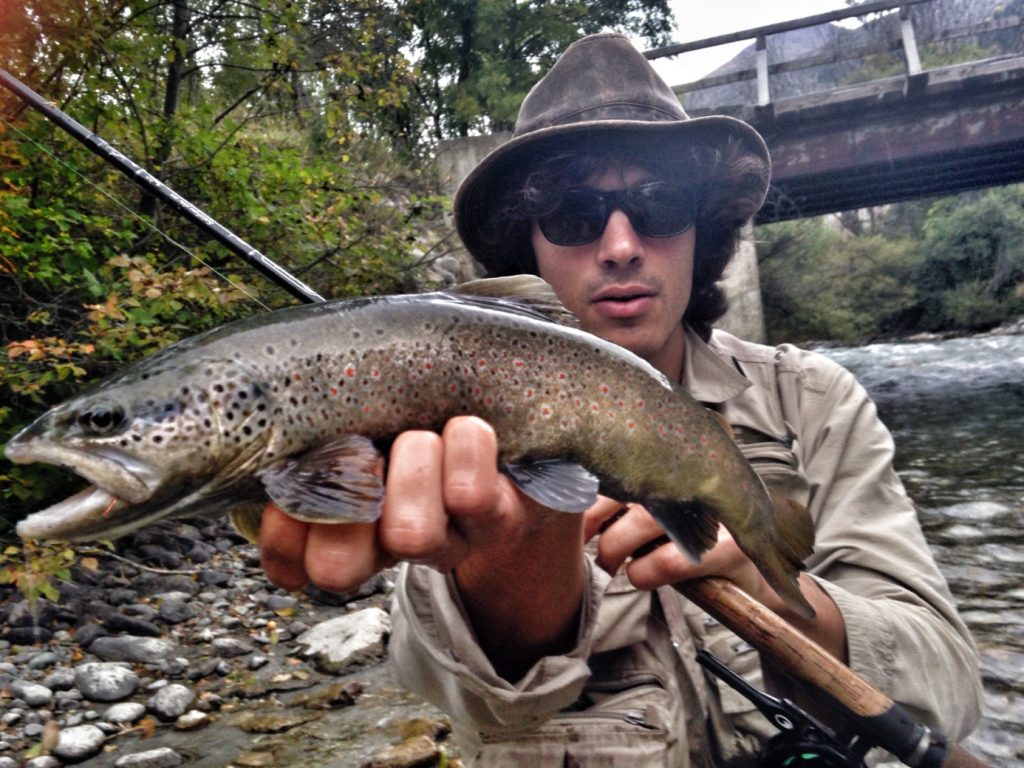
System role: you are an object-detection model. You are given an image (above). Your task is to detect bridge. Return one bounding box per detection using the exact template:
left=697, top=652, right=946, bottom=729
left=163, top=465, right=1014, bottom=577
left=647, top=0, right=1024, bottom=223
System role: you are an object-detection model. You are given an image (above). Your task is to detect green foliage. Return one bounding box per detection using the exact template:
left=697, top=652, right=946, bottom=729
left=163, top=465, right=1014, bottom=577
left=409, top=0, right=674, bottom=136
left=0, top=541, right=76, bottom=605
left=916, top=186, right=1024, bottom=331
left=758, top=185, right=1024, bottom=344
left=758, top=218, right=924, bottom=343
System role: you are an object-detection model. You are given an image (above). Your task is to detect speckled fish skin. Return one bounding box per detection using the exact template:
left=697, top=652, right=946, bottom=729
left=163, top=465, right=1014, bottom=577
left=5, top=277, right=814, bottom=614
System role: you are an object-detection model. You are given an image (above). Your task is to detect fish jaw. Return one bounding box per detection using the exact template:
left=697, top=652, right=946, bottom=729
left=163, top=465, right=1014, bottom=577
left=5, top=436, right=165, bottom=542
left=5, top=437, right=162, bottom=503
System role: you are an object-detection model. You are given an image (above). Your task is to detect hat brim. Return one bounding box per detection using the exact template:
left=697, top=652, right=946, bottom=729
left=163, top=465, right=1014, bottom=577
left=454, top=115, right=771, bottom=272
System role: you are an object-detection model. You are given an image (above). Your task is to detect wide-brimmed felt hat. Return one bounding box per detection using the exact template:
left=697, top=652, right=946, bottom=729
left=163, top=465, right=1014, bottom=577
left=454, top=33, right=771, bottom=272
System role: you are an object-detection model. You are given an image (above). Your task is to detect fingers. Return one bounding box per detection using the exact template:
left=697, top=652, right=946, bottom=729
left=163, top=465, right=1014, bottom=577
left=259, top=504, right=311, bottom=591
left=259, top=416, right=518, bottom=592
left=380, top=416, right=502, bottom=570
left=593, top=502, right=672, bottom=576
left=583, top=496, right=629, bottom=541
left=442, top=416, right=502, bottom=517
left=379, top=428, right=465, bottom=567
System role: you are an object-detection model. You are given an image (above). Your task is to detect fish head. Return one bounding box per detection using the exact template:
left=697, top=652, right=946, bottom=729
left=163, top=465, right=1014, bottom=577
left=6, top=355, right=273, bottom=541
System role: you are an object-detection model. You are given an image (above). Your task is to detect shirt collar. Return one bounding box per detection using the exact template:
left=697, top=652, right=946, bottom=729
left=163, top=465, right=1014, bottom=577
left=680, top=325, right=751, bottom=404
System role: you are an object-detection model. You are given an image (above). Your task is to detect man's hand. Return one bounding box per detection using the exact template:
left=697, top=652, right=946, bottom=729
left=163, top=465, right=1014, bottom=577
left=259, top=415, right=587, bottom=679
left=585, top=501, right=848, bottom=662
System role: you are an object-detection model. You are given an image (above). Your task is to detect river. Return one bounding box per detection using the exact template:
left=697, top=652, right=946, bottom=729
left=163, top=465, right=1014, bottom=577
left=821, top=332, right=1024, bottom=764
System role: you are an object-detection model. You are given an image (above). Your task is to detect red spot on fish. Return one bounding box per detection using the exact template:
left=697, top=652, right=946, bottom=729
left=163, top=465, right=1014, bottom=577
left=449, top=383, right=459, bottom=394
left=524, top=389, right=534, bottom=398
left=371, top=369, right=381, bottom=378
left=635, top=400, right=645, bottom=409
left=513, top=359, right=524, bottom=368
left=601, top=384, right=610, bottom=394
left=423, top=362, right=433, bottom=370
left=541, top=406, right=553, bottom=417
left=627, top=420, right=636, bottom=430
left=294, top=373, right=302, bottom=381
left=331, top=387, right=338, bottom=396
left=574, top=398, right=583, bottom=408
left=478, top=359, right=487, bottom=367
left=591, top=403, right=599, bottom=412
left=345, top=366, right=356, bottom=378
left=558, top=372, right=567, bottom=380
left=362, top=405, right=372, bottom=414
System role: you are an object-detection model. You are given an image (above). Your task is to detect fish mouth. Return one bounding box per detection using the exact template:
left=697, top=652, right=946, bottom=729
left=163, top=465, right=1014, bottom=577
left=5, top=440, right=164, bottom=542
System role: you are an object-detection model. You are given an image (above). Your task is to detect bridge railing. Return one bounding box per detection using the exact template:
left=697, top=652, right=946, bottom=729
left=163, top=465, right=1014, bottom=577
left=646, top=0, right=1023, bottom=112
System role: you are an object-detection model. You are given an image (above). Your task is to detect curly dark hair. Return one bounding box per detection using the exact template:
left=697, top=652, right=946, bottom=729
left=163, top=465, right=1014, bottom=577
left=475, top=135, right=769, bottom=341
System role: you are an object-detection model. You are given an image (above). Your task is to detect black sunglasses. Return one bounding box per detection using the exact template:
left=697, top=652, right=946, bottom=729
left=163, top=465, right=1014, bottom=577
left=537, top=181, right=698, bottom=247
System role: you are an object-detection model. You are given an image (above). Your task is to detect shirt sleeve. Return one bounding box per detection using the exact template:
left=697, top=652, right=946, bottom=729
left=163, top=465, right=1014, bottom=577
left=389, top=556, right=617, bottom=734
left=777, top=346, right=982, bottom=740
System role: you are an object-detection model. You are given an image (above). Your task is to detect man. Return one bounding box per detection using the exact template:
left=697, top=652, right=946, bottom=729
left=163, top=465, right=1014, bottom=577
left=260, top=34, right=981, bottom=765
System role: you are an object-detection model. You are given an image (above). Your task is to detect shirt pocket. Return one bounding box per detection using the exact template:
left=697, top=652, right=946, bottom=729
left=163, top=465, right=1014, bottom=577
left=475, top=677, right=674, bottom=767
left=731, top=426, right=809, bottom=508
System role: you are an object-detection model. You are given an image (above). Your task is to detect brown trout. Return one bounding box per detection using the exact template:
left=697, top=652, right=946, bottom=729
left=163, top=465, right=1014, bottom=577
left=5, top=276, right=814, bottom=614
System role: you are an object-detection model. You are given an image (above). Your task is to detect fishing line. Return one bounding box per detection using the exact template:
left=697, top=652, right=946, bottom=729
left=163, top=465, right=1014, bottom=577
left=1, top=114, right=273, bottom=312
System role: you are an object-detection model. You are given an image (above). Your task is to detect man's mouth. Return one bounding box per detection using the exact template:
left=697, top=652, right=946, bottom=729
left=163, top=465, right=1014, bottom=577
left=591, top=287, right=657, bottom=318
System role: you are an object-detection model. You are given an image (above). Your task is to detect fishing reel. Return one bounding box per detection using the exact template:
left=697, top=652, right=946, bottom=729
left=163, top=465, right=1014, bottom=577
left=698, top=650, right=870, bottom=768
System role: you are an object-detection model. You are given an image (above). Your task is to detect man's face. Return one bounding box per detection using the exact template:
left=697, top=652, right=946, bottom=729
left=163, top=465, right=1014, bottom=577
left=531, top=162, right=695, bottom=379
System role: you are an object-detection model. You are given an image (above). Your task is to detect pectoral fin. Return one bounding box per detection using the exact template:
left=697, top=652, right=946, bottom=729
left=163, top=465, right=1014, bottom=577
left=259, top=435, right=384, bottom=523
left=503, top=458, right=600, bottom=513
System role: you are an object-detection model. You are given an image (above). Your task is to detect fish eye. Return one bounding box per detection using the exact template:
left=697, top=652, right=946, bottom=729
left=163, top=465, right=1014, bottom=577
left=77, top=404, right=126, bottom=435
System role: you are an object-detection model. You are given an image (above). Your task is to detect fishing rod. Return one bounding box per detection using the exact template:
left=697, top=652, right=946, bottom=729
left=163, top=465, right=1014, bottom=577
left=681, top=578, right=987, bottom=768
left=2, top=64, right=988, bottom=768
left=0, top=67, right=325, bottom=305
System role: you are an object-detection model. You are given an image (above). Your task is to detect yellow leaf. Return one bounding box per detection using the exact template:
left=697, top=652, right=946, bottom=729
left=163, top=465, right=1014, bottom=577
left=80, top=557, right=100, bottom=572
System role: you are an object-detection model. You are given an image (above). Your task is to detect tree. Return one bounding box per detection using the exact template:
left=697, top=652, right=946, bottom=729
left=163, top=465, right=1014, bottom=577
left=917, top=185, right=1024, bottom=331
left=408, top=0, right=674, bottom=138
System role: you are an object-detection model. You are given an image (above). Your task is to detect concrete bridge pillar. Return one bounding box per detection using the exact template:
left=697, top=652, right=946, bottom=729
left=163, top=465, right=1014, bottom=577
left=437, top=135, right=766, bottom=343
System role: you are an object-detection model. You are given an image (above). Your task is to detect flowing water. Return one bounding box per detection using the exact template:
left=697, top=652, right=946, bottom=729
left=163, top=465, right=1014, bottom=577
left=821, top=333, right=1024, bottom=763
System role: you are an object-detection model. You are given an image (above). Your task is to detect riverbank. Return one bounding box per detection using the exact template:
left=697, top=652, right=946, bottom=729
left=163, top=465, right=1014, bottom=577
left=0, top=519, right=461, bottom=767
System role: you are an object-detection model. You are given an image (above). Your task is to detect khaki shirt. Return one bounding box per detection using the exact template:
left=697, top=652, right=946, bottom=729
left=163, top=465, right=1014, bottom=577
left=390, top=327, right=982, bottom=766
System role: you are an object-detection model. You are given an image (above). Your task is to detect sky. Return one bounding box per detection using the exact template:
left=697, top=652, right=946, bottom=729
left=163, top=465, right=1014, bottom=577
left=647, top=0, right=854, bottom=85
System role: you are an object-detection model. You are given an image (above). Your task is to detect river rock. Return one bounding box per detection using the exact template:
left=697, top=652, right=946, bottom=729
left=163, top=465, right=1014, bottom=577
left=27, top=651, right=59, bottom=670
left=90, top=636, right=176, bottom=663
left=113, top=747, right=185, bottom=768
left=211, top=637, right=255, bottom=658
left=296, top=607, right=391, bottom=674
left=363, top=734, right=439, bottom=768
left=23, top=757, right=60, bottom=768
left=105, top=702, right=148, bottom=724
left=157, top=593, right=195, bottom=624
left=103, top=613, right=163, bottom=637
left=9, top=680, right=53, bottom=707
left=42, top=667, right=76, bottom=691
left=75, top=663, right=140, bottom=702
left=173, top=710, right=210, bottom=731
left=52, top=724, right=106, bottom=762
left=148, top=684, right=196, bottom=722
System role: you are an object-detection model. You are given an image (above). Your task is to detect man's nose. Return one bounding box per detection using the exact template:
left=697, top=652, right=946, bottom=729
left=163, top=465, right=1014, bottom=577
left=597, top=209, right=643, bottom=268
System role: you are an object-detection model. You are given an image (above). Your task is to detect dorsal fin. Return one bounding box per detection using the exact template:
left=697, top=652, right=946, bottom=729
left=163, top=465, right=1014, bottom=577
left=447, top=276, right=580, bottom=328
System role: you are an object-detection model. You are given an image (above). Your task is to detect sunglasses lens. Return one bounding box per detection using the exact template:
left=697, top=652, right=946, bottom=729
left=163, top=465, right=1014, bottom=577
left=627, top=183, right=695, bottom=238
left=537, top=189, right=608, bottom=246
left=537, top=183, right=696, bottom=246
